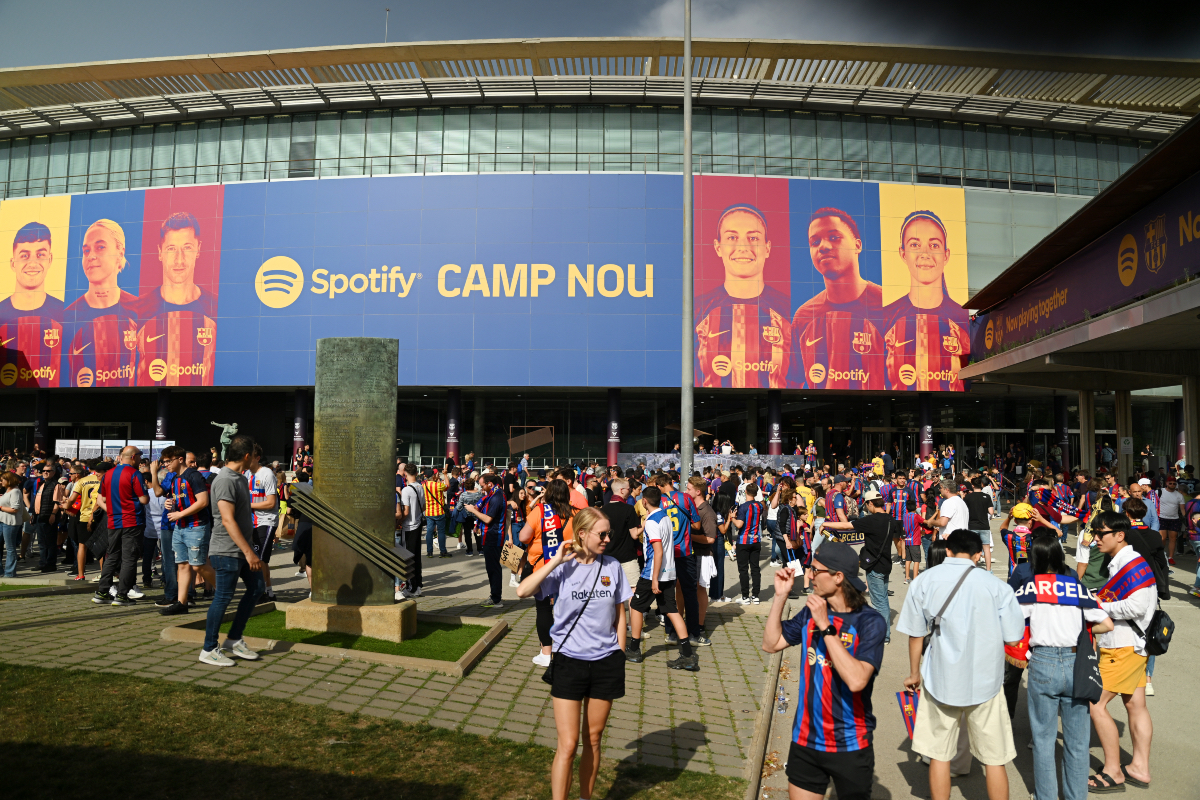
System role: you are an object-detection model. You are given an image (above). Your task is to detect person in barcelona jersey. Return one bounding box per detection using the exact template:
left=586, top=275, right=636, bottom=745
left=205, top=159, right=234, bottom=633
left=0, top=222, right=63, bottom=387
left=791, top=208, right=885, bottom=390
left=694, top=204, right=798, bottom=389
left=882, top=210, right=971, bottom=391
left=131, top=211, right=217, bottom=386
left=66, top=219, right=138, bottom=388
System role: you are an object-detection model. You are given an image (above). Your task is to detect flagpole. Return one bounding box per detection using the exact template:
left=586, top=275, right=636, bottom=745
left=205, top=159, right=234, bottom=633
left=679, top=0, right=694, bottom=478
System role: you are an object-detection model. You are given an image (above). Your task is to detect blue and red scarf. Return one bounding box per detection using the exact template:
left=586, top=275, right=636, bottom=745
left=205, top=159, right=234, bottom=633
left=1014, top=573, right=1100, bottom=608
left=1097, top=555, right=1156, bottom=603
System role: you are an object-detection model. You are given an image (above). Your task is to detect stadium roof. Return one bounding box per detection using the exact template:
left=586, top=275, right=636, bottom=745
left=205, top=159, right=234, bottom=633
left=0, top=38, right=1195, bottom=138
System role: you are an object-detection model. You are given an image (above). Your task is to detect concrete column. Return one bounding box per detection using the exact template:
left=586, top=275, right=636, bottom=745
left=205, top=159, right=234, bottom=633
left=1078, top=390, right=1096, bottom=475
left=1183, top=377, right=1200, bottom=469
left=445, top=389, right=461, bottom=464
left=607, top=388, right=621, bottom=466
left=881, top=397, right=893, bottom=453
left=918, top=392, right=933, bottom=459
left=1115, top=389, right=1133, bottom=481
left=767, top=390, right=782, bottom=455
left=1054, top=394, right=1070, bottom=473
left=1173, top=397, right=1185, bottom=465
left=292, top=388, right=308, bottom=464
left=33, top=390, right=48, bottom=453
left=473, top=394, right=485, bottom=458
left=155, top=388, right=170, bottom=440
left=745, top=396, right=758, bottom=452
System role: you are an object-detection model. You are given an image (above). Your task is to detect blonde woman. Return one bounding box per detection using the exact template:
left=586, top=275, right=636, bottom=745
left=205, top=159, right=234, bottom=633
left=516, top=507, right=631, bottom=800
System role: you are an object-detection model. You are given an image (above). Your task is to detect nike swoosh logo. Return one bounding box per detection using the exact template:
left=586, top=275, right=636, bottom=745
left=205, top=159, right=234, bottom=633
left=804, top=336, right=822, bottom=346
left=147, top=334, right=166, bottom=342
left=72, top=343, right=91, bottom=355
left=894, top=339, right=913, bottom=347
left=0, top=337, right=13, bottom=347
left=706, top=330, right=729, bottom=337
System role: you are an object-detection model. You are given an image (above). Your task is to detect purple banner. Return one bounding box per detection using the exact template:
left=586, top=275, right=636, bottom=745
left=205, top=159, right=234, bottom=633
left=971, top=169, right=1200, bottom=359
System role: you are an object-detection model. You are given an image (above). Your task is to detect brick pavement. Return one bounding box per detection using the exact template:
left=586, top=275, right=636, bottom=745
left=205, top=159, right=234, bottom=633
left=0, top=565, right=776, bottom=779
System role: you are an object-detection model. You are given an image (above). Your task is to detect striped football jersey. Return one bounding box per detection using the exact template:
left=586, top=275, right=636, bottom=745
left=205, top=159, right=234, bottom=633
left=64, top=292, right=139, bottom=387
left=882, top=295, right=971, bottom=392
left=0, top=296, right=64, bottom=387
left=131, top=290, right=217, bottom=386
left=694, top=285, right=797, bottom=389
left=795, top=313, right=886, bottom=390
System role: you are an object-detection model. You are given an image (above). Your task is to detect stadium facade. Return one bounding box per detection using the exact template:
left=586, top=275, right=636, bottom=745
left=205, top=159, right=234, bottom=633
left=0, top=38, right=1197, bottom=469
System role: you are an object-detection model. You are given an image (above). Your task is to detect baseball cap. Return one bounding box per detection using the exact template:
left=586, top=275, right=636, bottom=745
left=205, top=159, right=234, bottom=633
left=585, top=468, right=594, bottom=475
left=832, top=475, right=849, bottom=485
left=1137, top=478, right=1151, bottom=486
left=812, top=541, right=867, bottom=592
left=861, top=489, right=883, bottom=503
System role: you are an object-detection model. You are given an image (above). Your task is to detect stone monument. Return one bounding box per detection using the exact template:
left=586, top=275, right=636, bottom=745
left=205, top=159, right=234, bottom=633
left=285, top=337, right=417, bottom=642
left=210, top=420, right=238, bottom=460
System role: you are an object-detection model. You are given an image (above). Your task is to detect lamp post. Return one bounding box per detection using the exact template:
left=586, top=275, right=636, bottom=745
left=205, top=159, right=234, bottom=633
left=679, top=0, right=694, bottom=477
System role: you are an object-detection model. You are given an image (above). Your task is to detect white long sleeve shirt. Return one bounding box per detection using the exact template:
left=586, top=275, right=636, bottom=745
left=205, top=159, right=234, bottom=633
left=1096, top=545, right=1157, bottom=655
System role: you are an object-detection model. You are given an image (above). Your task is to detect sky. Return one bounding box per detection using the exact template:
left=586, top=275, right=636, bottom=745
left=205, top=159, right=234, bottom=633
left=2, top=0, right=1200, bottom=69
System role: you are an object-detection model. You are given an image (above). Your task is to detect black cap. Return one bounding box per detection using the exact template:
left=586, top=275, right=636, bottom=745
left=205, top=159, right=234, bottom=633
left=813, top=541, right=867, bottom=592
left=831, top=475, right=849, bottom=486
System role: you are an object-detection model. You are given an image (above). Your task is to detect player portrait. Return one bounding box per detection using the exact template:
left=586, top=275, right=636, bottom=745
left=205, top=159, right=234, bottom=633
left=0, top=221, right=65, bottom=387
left=790, top=207, right=885, bottom=390
left=65, top=218, right=139, bottom=388
left=693, top=177, right=797, bottom=389
left=880, top=184, right=970, bottom=391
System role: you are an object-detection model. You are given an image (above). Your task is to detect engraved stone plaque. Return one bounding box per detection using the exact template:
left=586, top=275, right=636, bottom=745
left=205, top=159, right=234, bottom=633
left=311, top=338, right=398, bottom=605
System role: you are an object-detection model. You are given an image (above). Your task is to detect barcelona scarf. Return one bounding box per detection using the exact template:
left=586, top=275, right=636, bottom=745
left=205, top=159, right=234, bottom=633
left=540, top=502, right=565, bottom=564
left=896, top=691, right=919, bottom=739
left=1097, top=556, right=1156, bottom=603
left=1014, top=573, right=1100, bottom=609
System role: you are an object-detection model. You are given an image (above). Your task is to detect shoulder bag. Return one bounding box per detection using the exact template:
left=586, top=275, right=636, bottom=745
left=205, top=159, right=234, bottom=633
left=542, top=557, right=606, bottom=685
left=858, top=518, right=893, bottom=573
left=922, top=565, right=974, bottom=654
left=1128, top=601, right=1174, bottom=656
left=1072, top=608, right=1103, bottom=702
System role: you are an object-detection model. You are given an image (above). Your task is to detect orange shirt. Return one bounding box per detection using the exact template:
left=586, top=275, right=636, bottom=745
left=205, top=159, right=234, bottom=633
left=525, top=503, right=575, bottom=570
left=569, top=487, right=588, bottom=510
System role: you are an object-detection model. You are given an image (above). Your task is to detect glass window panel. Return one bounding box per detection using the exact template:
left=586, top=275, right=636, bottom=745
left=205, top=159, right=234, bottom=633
left=195, top=120, right=221, bottom=184
left=1138, top=140, right=1155, bottom=162
left=47, top=132, right=70, bottom=195
left=173, top=121, right=197, bottom=185
left=914, top=118, right=940, bottom=177
left=738, top=108, right=764, bottom=174
left=496, top=107, right=522, bottom=171
left=842, top=114, right=866, bottom=179
left=339, top=110, right=366, bottom=176
left=1075, top=133, right=1097, bottom=195
left=390, top=109, right=417, bottom=174
left=241, top=116, right=268, bottom=181
left=68, top=131, right=92, bottom=192
left=314, top=112, right=340, bottom=177
left=986, top=125, right=1010, bottom=183
left=7, top=138, right=30, bottom=196
left=0, top=139, right=9, bottom=199
left=548, top=106, right=574, bottom=152
left=266, top=116, right=291, bottom=181
left=690, top=107, right=711, bottom=173
left=711, top=108, right=737, bottom=174
left=217, top=118, right=243, bottom=183
left=658, top=106, right=682, bottom=173
left=891, top=117, right=915, bottom=180
left=366, top=110, right=391, bottom=176
left=939, top=121, right=963, bottom=183
left=631, top=106, right=657, bottom=171
left=88, top=129, right=111, bottom=192
left=815, top=112, right=841, bottom=178
left=522, top=106, right=549, bottom=171
left=604, top=105, right=631, bottom=151
left=963, top=123, right=987, bottom=184
left=576, top=106, right=603, bottom=172
left=764, top=110, right=791, bottom=175
left=108, top=128, right=132, bottom=191
left=1054, top=131, right=1077, bottom=194
left=1116, top=137, right=1138, bottom=173
left=866, top=116, right=891, bottom=181
left=790, top=111, right=816, bottom=178
left=1031, top=129, right=1055, bottom=190
left=130, top=126, right=153, bottom=188
left=470, top=106, right=497, bottom=172
left=151, top=124, right=175, bottom=186
left=1096, top=135, right=1119, bottom=185
left=1010, top=128, right=1033, bottom=186
left=416, top=108, right=443, bottom=173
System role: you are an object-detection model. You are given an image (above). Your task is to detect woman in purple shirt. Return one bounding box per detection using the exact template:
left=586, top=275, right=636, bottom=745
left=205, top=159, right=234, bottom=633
left=516, top=507, right=632, bottom=800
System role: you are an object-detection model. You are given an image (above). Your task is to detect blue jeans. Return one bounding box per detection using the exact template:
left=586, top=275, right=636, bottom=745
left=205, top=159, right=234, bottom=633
left=425, top=514, right=446, bottom=556
left=203, top=555, right=264, bottom=652
left=866, top=570, right=890, bottom=643
left=767, top=520, right=782, bottom=561
left=1027, top=646, right=1091, bottom=800
left=1, top=523, right=19, bottom=577
left=159, top=526, right=178, bottom=601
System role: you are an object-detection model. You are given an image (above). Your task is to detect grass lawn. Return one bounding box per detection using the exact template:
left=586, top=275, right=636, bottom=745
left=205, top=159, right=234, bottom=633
left=219, top=610, right=488, bottom=661
left=0, top=664, right=744, bottom=800
left=0, top=584, right=51, bottom=592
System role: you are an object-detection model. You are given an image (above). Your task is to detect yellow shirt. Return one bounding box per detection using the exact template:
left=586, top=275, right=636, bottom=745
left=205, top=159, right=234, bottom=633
left=75, top=473, right=101, bottom=523
left=871, top=457, right=884, bottom=476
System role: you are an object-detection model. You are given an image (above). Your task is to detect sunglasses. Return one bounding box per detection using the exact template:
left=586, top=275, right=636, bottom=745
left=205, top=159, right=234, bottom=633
left=591, top=531, right=612, bottom=540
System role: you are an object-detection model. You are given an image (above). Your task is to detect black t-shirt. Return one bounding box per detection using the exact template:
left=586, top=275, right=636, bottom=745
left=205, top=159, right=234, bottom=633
left=502, top=473, right=521, bottom=502
left=964, top=492, right=992, bottom=530
left=836, top=512, right=897, bottom=575
left=586, top=486, right=604, bottom=508
left=602, top=500, right=641, bottom=563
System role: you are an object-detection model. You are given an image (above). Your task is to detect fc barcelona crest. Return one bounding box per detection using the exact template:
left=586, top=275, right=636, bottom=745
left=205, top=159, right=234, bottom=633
left=761, top=325, right=782, bottom=345
left=942, top=335, right=961, bottom=355
left=42, top=328, right=60, bottom=348
left=852, top=330, right=873, bottom=355
left=600, top=576, right=611, bottom=587
left=196, top=326, right=214, bottom=347
left=1144, top=214, right=1167, bottom=274
left=123, top=329, right=138, bottom=351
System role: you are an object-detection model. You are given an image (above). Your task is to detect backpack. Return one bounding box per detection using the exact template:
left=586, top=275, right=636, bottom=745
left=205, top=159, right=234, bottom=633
left=843, top=494, right=860, bottom=520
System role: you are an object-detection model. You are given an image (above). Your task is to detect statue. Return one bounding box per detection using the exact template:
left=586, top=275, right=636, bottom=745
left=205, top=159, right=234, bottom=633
left=211, top=421, right=239, bottom=460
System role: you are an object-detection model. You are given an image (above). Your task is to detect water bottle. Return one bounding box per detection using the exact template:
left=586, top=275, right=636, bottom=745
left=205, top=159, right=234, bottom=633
left=776, top=685, right=788, bottom=715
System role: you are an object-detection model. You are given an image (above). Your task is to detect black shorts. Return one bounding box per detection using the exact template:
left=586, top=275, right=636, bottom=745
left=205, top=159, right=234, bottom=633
left=68, top=518, right=92, bottom=545
left=1160, top=518, right=1182, bottom=532
left=253, top=525, right=276, bottom=561
left=786, top=741, right=874, bottom=800
left=550, top=650, right=626, bottom=701
left=630, top=577, right=677, bottom=614
left=905, top=545, right=923, bottom=562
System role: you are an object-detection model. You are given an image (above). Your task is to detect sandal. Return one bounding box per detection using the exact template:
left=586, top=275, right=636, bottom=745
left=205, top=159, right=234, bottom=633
left=1088, top=772, right=1126, bottom=793
left=1124, top=773, right=1150, bottom=789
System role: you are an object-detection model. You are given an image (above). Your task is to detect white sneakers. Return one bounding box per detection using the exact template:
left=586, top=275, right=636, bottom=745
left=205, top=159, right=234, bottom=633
left=736, top=595, right=752, bottom=605
left=199, top=648, right=236, bottom=667
left=532, top=652, right=551, bottom=667
left=224, top=638, right=260, bottom=660
left=509, top=574, right=520, bottom=588
left=200, top=639, right=260, bottom=666
left=127, top=586, right=145, bottom=600
left=395, top=589, right=404, bottom=601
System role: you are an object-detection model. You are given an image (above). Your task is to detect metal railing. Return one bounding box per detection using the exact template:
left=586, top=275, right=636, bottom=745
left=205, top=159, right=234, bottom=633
left=0, top=151, right=1103, bottom=200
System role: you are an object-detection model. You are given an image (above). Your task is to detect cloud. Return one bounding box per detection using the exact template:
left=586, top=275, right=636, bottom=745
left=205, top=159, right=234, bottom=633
left=628, top=0, right=928, bottom=43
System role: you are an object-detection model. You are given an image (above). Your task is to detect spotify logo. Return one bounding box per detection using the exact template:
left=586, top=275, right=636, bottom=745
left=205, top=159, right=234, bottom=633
left=711, top=355, right=733, bottom=377
left=984, top=319, right=994, bottom=350
left=898, top=364, right=918, bottom=386
left=1118, top=234, right=1138, bottom=287
left=76, top=367, right=94, bottom=387
left=256, top=256, right=305, bottom=309
left=0, top=363, right=16, bottom=386
left=807, top=363, right=826, bottom=385
left=148, top=359, right=168, bottom=382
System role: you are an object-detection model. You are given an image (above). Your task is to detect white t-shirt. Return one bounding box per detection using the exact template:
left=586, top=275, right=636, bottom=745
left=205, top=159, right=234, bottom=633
left=937, top=495, right=970, bottom=538
left=640, top=509, right=677, bottom=581
left=1158, top=489, right=1185, bottom=519
left=400, top=483, right=424, bottom=531
left=246, top=466, right=279, bottom=528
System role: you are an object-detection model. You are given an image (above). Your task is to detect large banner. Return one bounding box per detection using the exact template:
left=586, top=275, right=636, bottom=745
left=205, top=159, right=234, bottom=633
left=693, top=176, right=970, bottom=392
left=0, top=173, right=970, bottom=390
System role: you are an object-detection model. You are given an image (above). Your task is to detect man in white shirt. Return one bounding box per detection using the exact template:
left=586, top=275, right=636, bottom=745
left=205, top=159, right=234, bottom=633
left=1156, top=477, right=1185, bottom=565
left=931, top=479, right=969, bottom=542
left=245, top=444, right=279, bottom=601
left=398, top=464, right=424, bottom=599
left=1087, top=511, right=1157, bottom=792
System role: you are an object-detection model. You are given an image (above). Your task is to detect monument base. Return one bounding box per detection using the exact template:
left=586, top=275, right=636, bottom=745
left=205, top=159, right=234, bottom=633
left=286, top=598, right=418, bottom=643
